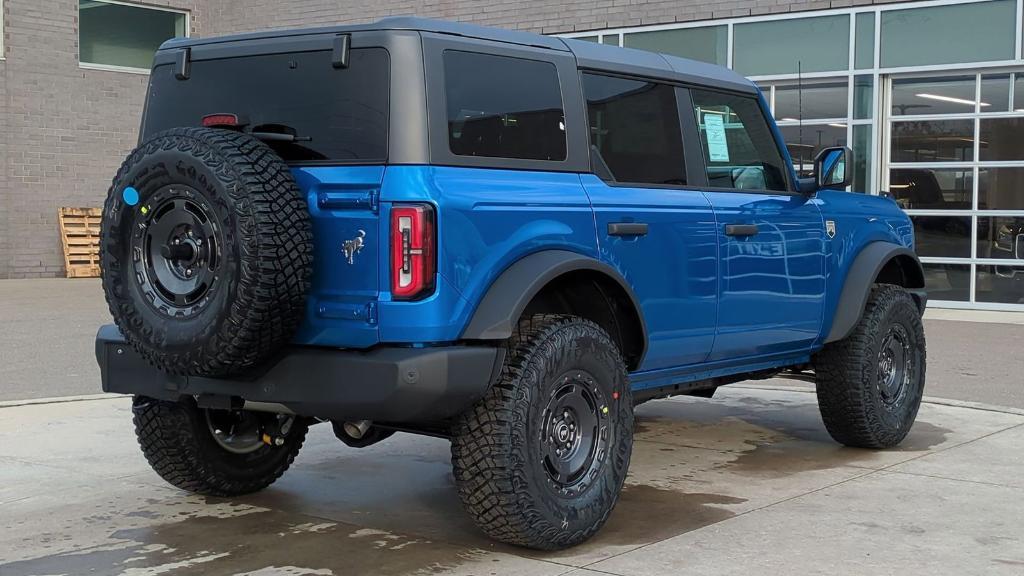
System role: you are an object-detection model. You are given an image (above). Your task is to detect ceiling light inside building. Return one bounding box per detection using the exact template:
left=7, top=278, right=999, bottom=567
left=916, top=93, right=990, bottom=107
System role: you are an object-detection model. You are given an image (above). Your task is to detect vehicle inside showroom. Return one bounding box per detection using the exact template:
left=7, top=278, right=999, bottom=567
left=565, top=0, right=1024, bottom=309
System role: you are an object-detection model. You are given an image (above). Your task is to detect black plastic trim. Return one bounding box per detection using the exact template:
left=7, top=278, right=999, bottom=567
left=461, top=250, right=648, bottom=362
left=825, top=242, right=927, bottom=343
left=95, top=325, right=499, bottom=424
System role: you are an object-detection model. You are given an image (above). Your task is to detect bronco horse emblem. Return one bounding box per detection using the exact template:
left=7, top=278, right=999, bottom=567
left=342, top=230, right=366, bottom=265
left=826, top=220, right=837, bottom=239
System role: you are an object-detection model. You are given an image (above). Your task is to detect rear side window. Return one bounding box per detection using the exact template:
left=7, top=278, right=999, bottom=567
left=582, top=73, right=686, bottom=185
left=690, top=89, right=789, bottom=192
left=144, top=48, right=389, bottom=163
left=444, top=50, right=566, bottom=161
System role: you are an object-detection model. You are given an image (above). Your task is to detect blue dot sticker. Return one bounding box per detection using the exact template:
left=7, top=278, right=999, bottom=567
left=122, top=186, right=139, bottom=206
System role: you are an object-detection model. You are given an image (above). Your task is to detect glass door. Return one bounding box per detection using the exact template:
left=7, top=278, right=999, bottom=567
left=882, top=72, right=1024, bottom=309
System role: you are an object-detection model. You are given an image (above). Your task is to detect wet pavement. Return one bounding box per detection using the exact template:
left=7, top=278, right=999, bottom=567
left=2, top=385, right=1022, bottom=575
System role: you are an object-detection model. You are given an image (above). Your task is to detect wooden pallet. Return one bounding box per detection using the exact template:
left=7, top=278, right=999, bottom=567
left=59, top=207, right=102, bottom=278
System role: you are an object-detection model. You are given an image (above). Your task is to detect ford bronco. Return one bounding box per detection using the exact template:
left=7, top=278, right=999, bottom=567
left=96, top=17, right=928, bottom=550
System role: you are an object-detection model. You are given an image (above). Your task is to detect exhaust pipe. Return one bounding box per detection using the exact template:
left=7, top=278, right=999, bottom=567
left=343, top=420, right=372, bottom=439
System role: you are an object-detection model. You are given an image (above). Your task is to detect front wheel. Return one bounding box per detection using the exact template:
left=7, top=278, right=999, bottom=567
left=814, top=284, right=927, bottom=448
left=132, top=396, right=308, bottom=496
left=451, top=314, right=634, bottom=550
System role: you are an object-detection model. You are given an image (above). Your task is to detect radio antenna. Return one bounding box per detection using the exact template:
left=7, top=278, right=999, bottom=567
left=798, top=60, right=804, bottom=155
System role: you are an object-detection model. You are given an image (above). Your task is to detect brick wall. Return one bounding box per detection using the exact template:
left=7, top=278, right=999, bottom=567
left=0, top=0, right=914, bottom=278
left=203, top=0, right=891, bottom=37
left=0, top=0, right=202, bottom=278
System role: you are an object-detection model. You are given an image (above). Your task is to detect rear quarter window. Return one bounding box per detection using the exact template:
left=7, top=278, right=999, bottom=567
left=143, top=48, right=389, bottom=163
left=443, top=50, right=566, bottom=161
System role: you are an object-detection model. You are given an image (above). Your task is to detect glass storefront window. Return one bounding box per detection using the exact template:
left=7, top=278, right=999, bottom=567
left=979, top=118, right=1024, bottom=161
left=880, top=0, right=1016, bottom=68
left=854, top=75, right=873, bottom=120
left=733, top=15, right=850, bottom=76
left=623, top=26, right=728, bottom=66
left=1014, top=74, right=1024, bottom=112
left=923, top=263, right=971, bottom=302
left=980, top=74, right=1012, bottom=112
left=890, top=168, right=972, bottom=210
left=979, top=168, right=1024, bottom=211
left=779, top=124, right=847, bottom=178
left=576, top=36, right=599, bottom=43
left=891, top=76, right=977, bottom=116
left=976, top=266, right=1024, bottom=303
left=852, top=125, right=871, bottom=194
left=79, top=0, right=187, bottom=70
left=977, top=216, right=1024, bottom=259
left=891, top=120, right=974, bottom=162
left=854, top=12, right=875, bottom=70
left=774, top=81, right=848, bottom=120
left=910, top=215, right=972, bottom=258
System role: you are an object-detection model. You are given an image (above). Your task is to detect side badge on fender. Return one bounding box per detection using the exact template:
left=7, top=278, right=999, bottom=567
left=342, top=230, right=366, bottom=265
left=825, top=220, right=837, bottom=239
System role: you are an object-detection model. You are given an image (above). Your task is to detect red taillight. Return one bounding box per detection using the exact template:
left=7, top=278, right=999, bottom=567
left=201, top=113, right=240, bottom=127
left=390, top=204, right=436, bottom=300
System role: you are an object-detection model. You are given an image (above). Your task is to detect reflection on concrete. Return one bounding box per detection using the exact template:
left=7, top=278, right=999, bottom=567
left=2, top=385, right=1023, bottom=575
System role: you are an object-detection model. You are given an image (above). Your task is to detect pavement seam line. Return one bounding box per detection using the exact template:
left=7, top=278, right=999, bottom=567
left=579, top=421, right=1024, bottom=569
left=0, top=393, right=129, bottom=409
left=580, top=466, right=883, bottom=569
left=878, top=468, right=1024, bottom=491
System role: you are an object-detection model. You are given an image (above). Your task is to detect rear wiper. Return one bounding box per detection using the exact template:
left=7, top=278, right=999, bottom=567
left=250, top=131, right=312, bottom=143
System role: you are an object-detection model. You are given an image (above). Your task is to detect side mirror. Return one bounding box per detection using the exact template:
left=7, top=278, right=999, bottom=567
left=814, top=146, right=853, bottom=191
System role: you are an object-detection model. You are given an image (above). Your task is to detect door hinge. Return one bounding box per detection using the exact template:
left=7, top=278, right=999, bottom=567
left=316, top=187, right=380, bottom=213
left=365, top=301, right=378, bottom=325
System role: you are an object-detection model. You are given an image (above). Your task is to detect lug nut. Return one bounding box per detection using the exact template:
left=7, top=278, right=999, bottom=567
left=185, top=269, right=193, bottom=277
left=274, top=437, right=285, bottom=446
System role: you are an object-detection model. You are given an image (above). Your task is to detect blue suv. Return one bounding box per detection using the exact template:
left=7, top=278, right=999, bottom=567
left=96, top=17, right=928, bottom=550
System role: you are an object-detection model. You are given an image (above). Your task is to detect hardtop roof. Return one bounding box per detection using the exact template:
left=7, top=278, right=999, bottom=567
left=160, top=16, right=756, bottom=94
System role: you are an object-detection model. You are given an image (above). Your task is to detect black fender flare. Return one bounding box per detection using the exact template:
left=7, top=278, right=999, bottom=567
left=461, top=249, right=647, bottom=350
left=826, top=241, right=926, bottom=343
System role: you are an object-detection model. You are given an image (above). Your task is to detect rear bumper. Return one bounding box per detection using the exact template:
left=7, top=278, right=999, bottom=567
left=95, top=325, right=501, bottom=423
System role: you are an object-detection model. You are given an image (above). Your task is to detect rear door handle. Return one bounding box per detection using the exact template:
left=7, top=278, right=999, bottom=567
left=608, top=222, right=649, bottom=237
left=724, top=224, right=759, bottom=237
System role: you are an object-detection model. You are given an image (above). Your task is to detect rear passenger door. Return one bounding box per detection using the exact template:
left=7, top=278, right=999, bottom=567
left=581, top=73, right=718, bottom=371
left=687, top=88, right=826, bottom=361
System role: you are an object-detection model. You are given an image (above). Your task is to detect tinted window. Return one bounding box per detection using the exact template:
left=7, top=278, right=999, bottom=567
left=144, top=48, right=389, bottom=162
left=582, top=73, right=685, bottom=185
left=691, top=89, right=788, bottom=192
left=444, top=50, right=566, bottom=161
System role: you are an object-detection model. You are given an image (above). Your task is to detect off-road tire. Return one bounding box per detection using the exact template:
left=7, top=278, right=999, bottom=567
left=814, top=284, right=927, bottom=448
left=132, top=396, right=308, bottom=496
left=451, top=314, right=634, bottom=550
left=100, top=127, right=312, bottom=377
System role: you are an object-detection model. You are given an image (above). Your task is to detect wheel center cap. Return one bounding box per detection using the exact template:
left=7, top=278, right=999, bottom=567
left=557, top=423, right=571, bottom=443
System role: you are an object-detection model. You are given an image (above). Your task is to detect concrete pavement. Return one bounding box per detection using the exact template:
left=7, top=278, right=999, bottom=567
left=4, top=278, right=1024, bottom=407
left=2, top=386, right=1023, bottom=575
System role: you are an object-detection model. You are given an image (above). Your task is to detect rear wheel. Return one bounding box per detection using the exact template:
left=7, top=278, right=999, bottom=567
left=814, top=284, right=927, bottom=448
left=451, top=314, right=633, bottom=550
left=132, top=396, right=308, bottom=496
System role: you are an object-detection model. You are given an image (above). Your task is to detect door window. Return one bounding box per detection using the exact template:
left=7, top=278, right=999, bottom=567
left=582, top=73, right=686, bottom=185
left=690, top=89, right=789, bottom=192
left=443, top=50, right=566, bottom=161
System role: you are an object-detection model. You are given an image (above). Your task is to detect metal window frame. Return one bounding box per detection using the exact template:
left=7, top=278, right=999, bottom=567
left=558, top=0, right=1024, bottom=310
left=78, top=0, right=191, bottom=74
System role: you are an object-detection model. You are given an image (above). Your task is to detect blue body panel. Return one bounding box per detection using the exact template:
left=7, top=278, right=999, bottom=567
left=292, top=166, right=385, bottom=349
left=288, top=163, right=914, bottom=392
left=703, top=192, right=826, bottom=360
left=581, top=174, right=719, bottom=370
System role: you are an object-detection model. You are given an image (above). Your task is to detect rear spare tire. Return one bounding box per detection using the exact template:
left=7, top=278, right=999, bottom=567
left=100, top=127, right=312, bottom=376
